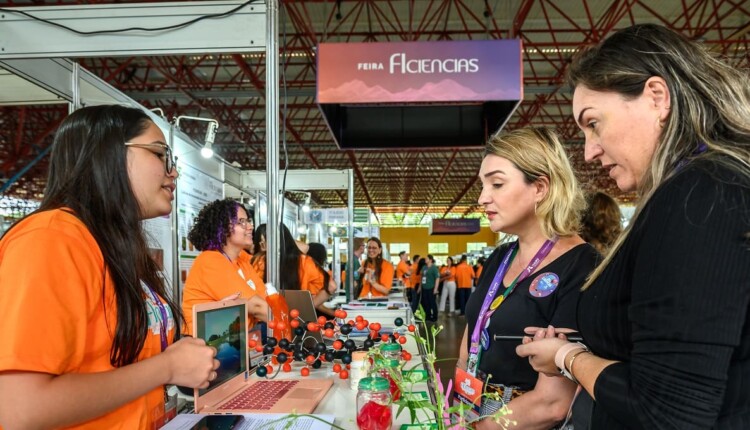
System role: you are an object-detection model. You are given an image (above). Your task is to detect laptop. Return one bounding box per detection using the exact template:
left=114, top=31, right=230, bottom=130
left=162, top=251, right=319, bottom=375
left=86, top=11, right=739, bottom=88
left=192, top=299, right=334, bottom=414
left=282, top=289, right=324, bottom=346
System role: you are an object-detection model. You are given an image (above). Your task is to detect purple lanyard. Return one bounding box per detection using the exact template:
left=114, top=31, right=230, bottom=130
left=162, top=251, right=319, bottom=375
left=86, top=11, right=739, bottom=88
left=145, top=286, right=169, bottom=352
left=467, top=237, right=557, bottom=374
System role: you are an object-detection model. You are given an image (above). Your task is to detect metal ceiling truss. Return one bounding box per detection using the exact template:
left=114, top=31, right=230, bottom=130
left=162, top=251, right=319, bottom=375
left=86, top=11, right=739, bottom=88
left=1, top=0, right=748, bottom=225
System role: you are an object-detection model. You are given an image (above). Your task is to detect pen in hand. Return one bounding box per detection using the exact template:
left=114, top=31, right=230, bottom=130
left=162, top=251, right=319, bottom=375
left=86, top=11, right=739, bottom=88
left=493, top=334, right=583, bottom=342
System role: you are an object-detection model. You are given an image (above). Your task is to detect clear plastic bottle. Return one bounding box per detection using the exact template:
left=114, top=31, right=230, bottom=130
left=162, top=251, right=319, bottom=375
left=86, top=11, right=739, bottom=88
left=265, top=283, right=291, bottom=341
left=356, top=377, right=392, bottom=430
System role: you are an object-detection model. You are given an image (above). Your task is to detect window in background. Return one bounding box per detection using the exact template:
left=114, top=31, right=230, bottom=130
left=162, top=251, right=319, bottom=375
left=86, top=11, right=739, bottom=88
left=428, top=242, right=449, bottom=255
left=389, top=243, right=410, bottom=266
left=466, top=242, right=487, bottom=253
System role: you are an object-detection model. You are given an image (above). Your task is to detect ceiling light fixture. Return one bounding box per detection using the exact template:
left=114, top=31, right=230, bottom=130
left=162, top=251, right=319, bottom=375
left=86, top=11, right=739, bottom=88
left=174, top=115, right=219, bottom=159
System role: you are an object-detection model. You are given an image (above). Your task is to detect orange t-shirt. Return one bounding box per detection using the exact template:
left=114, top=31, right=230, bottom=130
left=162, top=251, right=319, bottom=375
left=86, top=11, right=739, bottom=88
left=251, top=253, right=266, bottom=282
left=0, top=209, right=174, bottom=429
left=299, top=255, right=325, bottom=295
left=476, top=265, right=484, bottom=285
left=409, top=262, right=420, bottom=287
left=396, top=260, right=412, bottom=288
left=358, top=260, right=395, bottom=298
left=182, top=250, right=266, bottom=335
left=440, top=265, right=457, bottom=283
left=454, top=262, right=475, bottom=288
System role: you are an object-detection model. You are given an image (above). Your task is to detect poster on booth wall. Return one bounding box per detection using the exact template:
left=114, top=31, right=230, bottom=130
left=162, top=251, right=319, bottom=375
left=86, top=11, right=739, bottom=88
left=142, top=213, right=174, bottom=298
left=176, top=164, right=224, bottom=296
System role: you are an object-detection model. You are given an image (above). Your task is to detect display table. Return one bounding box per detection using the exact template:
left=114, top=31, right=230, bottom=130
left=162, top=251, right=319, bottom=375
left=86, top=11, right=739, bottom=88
left=167, top=308, right=438, bottom=429
left=276, top=312, right=437, bottom=428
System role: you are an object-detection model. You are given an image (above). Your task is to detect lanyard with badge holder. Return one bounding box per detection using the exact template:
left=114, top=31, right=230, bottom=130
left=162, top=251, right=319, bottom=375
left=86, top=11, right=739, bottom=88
left=143, top=283, right=175, bottom=428
left=466, top=236, right=558, bottom=376
left=452, top=237, right=558, bottom=422
left=221, top=250, right=257, bottom=290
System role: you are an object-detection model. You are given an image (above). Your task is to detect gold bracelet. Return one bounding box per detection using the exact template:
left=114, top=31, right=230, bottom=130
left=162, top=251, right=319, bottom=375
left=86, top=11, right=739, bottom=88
left=565, top=348, right=590, bottom=384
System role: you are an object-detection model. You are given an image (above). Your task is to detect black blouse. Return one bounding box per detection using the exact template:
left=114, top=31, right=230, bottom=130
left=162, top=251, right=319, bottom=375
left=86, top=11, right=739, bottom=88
left=577, top=159, right=750, bottom=429
left=466, top=242, right=599, bottom=390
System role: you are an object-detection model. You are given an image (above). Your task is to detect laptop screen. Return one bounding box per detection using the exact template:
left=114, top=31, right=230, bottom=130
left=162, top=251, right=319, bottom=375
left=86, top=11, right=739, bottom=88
left=195, top=303, right=247, bottom=396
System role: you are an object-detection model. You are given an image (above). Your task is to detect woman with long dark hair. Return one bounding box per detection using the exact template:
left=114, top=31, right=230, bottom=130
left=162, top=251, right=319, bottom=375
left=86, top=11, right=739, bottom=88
left=357, top=237, right=395, bottom=298
left=0, top=105, right=218, bottom=429
left=251, top=224, right=327, bottom=304
left=307, top=242, right=339, bottom=317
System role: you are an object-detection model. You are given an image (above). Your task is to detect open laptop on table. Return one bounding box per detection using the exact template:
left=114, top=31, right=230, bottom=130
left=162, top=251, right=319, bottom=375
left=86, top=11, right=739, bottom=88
left=192, top=299, right=333, bottom=414
left=282, top=289, right=328, bottom=345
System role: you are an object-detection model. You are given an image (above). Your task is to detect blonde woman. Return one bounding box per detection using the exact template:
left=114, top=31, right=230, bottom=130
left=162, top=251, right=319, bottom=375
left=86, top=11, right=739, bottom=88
left=459, top=127, right=599, bottom=429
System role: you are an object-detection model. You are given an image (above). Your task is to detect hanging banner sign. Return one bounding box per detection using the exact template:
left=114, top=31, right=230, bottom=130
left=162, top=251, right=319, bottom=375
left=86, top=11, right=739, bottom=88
left=317, top=39, right=522, bottom=104
left=429, top=218, right=481, bottom=235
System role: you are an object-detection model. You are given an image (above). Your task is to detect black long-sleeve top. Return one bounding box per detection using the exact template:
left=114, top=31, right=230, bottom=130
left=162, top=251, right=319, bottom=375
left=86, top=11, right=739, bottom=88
left=576, top=158, right=750, bottom=429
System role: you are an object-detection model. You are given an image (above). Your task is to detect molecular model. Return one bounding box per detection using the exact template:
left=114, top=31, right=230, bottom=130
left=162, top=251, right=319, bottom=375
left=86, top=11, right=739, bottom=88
left=250, top=309, right=416, bottom=379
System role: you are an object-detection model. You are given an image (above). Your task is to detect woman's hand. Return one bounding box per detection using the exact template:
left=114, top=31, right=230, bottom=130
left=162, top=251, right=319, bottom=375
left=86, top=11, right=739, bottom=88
left=162, top=337, right=219, bottom=389
left=516, top=325, right=571, bottom=376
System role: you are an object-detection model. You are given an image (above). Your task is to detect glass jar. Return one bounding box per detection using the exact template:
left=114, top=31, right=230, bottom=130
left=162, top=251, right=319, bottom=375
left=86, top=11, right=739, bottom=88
left=349, top=350, right=370, bottom=390
left=356, top=377, right=392, bottom=430
left=379, top=342, right=402, bottom=362
left=377, top=359, right=402, bottom=401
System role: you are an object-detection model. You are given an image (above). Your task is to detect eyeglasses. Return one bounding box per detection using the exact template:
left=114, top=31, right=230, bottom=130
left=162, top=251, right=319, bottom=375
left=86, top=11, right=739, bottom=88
left=236, top=218, right=253, bottom=228
left=367, top=246, right=380, bottom=250
left=124, top=142, right=176, bottom=174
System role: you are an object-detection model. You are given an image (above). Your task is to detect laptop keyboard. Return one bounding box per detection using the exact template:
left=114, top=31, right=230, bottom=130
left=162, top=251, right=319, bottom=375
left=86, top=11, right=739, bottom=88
left=220, top=380, right=299, bottom=410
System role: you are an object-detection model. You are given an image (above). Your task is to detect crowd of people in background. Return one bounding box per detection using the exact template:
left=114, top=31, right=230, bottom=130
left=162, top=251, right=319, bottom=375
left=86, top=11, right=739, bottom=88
left=2, top=21, right=747, bottom=430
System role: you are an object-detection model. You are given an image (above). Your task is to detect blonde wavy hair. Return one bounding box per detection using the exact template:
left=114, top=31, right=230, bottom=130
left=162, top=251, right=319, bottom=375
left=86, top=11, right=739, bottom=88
left=484, top=127, right=585, bottom=239
left=567, top=24, right=750, bottom=289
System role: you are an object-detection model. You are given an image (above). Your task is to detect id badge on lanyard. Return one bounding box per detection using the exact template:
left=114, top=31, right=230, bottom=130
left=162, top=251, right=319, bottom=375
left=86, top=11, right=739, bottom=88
left=466, top=237, right=557, bottom=376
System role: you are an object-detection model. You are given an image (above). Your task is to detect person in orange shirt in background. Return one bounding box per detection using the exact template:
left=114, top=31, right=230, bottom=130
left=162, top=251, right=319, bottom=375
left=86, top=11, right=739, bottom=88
left=258, top=224, right=332, bottom=316
left=306, top=242, right=339, bottom=317
left=409, top=254, right=421, bottom=310
left=0, top=105, right=217, bottom=430
left=182, top=199, right=269, bottom=335
left=358, top=237, right=395, bottom=298
left=473, top=256, right=486, bottom=293
left=396, top=251, right=412, bottom=301
left=453, top=254, right=475, bottom=317
left=438, top=256, right=458, bottom=317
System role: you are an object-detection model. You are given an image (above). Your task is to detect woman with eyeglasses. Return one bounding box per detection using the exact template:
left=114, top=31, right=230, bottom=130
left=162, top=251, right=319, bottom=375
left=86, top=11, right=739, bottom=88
left=357, top=237, right=395, bottom=299
left=0, top=105, right=218, bottom=429
left=182, top=199, right=269, bottom=335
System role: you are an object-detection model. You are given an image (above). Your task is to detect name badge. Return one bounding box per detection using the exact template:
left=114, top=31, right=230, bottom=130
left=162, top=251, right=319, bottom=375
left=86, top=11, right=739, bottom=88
left=451, top=367, right=483, bottom=425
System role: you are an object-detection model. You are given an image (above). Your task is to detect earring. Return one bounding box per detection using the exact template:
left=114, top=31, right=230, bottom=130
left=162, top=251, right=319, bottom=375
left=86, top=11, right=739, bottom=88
left=534, top=202, right=538, bottom=215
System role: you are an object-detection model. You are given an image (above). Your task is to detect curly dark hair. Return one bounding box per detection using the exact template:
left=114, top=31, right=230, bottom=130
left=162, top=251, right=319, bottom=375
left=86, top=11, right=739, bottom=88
left=580, top=192, right=623, bottom=254
left=188, top=199, right=242, bottom=251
